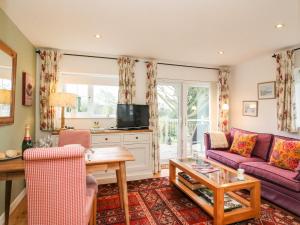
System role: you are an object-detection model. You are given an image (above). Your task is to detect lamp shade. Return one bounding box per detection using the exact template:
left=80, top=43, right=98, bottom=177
left=49, top=92, right=77, bottom=108
left=222, top=103, right=229, bottom=111
left=0, top=89, right=12, bottom=104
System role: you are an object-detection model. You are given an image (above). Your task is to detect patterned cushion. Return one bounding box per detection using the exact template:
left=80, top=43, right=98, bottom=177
left=229, top=132, right=257, bottom=157
left=269, top=138, right=300, bottom=171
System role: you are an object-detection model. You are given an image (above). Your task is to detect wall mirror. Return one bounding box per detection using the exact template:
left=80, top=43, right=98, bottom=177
left=0, top=40, right=17, bottom=125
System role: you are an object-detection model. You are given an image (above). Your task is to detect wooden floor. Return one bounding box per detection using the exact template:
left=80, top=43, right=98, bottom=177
left=7, top=170, right=168, bottom=225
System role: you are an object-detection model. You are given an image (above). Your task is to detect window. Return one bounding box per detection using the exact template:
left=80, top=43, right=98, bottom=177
left=0, top=78, right=11, bottom=89
left=60, top=73, right=119, bottom=118
left=295, top=68, right=300, bottom=128
left=0, top=78, right=12, bottom=116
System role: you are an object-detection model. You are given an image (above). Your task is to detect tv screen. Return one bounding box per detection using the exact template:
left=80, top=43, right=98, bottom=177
left=117, top=104, right=149, bottom=129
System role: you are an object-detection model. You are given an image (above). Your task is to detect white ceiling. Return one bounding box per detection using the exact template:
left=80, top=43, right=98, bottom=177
left=1, top=0, right=300, bottom=66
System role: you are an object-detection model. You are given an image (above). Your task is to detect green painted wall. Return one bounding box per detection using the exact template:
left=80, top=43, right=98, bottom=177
left=0, top=8, right=36, bottom=215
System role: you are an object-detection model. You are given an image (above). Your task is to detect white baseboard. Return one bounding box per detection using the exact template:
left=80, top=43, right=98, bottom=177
left=0, top=188, right=26, bottom=225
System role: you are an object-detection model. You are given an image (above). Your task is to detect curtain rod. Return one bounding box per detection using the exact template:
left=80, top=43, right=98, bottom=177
left=35, top=50, right=220, bottom=71
left=272, top=47, right=300, bottom=58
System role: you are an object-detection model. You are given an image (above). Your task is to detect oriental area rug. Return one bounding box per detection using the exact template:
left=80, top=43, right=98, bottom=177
left=97, top=177, right=300, bottom=225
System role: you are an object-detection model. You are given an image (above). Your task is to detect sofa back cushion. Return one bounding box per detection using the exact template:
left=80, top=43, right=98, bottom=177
left=230, top=128, right=273, bottom=160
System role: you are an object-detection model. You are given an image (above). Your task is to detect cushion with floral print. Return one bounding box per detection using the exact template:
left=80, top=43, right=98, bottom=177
left=269, top=138, right=300, bottom=171
left=294, top=162, right=300, bottom=181
left=229, top=132, right=257, bottom=157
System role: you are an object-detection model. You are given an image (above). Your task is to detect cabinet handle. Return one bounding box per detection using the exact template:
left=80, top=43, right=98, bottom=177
left=105, top=138, right=108, bottom=141
left=136, top=137, right=138, bottom=139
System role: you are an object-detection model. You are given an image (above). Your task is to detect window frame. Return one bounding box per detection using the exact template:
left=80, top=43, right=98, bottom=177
left=59, top=72, right=119, bottom=119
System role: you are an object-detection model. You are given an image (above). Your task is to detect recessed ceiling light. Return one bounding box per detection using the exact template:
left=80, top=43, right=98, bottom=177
left=95, top=34, right=101, bottom=39
left=275, top=24, right=284, bottom=29
left=218, top=51, right=224, bottom=55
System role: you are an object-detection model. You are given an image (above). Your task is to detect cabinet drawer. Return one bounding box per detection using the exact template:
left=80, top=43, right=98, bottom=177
left=123, top=133, right=150, bottom=143
left=92, top=135, right=121, bottom=144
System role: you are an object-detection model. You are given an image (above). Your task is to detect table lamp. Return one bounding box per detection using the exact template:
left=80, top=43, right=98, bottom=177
left=222, top=103, right=229, bottom=111
left=49, top=92, right=77, bottom=129
left=0, top=89, right=12, bottom=104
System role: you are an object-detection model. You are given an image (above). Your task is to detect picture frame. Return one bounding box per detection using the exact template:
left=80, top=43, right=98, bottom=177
left=22, top=72, right=33, bottom=106
left=243, top=101, right=258, bottom=117
left=257, top=81, right=276, bottom=99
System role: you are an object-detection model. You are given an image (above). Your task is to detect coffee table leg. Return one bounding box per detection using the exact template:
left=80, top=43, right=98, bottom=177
left=5, top=180, right=12, bottom=225
left=169, top=161, right=176, bottom=184
left=251, top=181, right=261, bottom=219
left=213, top=188, right=224, bottom=225
left=119, top=162, right=130, bottom=225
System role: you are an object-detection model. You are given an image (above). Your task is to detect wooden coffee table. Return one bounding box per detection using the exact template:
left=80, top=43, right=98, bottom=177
left=169, top=158, right=261, bottom=225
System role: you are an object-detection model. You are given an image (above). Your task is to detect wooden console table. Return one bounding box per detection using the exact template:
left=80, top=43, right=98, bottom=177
left=0, top=146, right=134, bottom=225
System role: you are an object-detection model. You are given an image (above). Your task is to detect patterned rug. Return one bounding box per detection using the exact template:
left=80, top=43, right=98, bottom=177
left=97, top=177, right=300, bottom=225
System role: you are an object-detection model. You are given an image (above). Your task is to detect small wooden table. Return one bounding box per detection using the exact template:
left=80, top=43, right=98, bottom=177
left=0, top=146, right=134, bottom=225
left=169, top=158, right=261, bottom=225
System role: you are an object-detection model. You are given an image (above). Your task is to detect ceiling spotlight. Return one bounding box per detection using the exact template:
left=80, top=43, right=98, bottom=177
left=275, top=24, right=284, bottom=29
left=218, top=51, right=224, bottom=55
left=95, top=34, right=101, bottom=39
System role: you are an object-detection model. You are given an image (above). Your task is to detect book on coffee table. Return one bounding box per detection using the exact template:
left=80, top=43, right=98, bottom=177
left=178, top=172, right=204, bottom=190
left=194, top=188, right=243, bottom=212
left=191, top=164, right=220, bottom=174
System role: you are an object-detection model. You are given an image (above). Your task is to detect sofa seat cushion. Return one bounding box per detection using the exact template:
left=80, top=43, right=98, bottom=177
left=207, top=150, right=264, bottom=169
left=240, top=162, right=300, bottom=192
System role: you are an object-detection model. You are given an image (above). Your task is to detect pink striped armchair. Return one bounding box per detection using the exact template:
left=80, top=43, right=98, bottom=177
left=58, top=129, right=91, bottom=149
left=24, top=146, right=97, bottom=225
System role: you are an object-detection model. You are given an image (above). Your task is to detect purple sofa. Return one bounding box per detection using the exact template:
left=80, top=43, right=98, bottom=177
left=204, top=128, right=300, bottom=216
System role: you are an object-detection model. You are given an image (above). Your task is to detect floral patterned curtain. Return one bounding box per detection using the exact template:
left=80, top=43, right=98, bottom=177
left=146, top=60, right=160, bottom=173
left=118, top=57, right=136, bottom=104
left=218, top=68, right=230, bottom=132
left=275, top=50, right=296, bottom=132
left=39, top=49, right=61, bottom=131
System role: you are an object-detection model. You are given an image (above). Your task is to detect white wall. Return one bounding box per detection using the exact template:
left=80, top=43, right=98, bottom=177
left=230, top=50, right=300, bottom=138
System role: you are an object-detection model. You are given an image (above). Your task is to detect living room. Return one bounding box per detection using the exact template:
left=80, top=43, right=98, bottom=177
left=0, top=0, right=299, bottom=225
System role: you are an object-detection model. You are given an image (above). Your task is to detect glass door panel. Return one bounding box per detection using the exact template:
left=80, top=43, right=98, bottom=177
left=157, top=82, right=181, bottom=164
left=184, top=85, right=210, bottom=158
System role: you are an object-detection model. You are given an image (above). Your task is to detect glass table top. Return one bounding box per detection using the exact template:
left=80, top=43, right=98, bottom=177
left=177, top=158, right=248, bottom=185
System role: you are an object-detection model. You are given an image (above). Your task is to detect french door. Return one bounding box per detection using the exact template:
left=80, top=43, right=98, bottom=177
left=158, top=81, right=210, bottom=164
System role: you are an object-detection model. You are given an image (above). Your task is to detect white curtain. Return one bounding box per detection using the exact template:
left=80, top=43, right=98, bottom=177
left=275, top=50, right=296, bottom=132
left=39, top=49, right=62, bottom=131
left=146, top=60, right=160, bottom=173
left=217, top=67, right=230, bottom=132
left=117, top=56, right=136, bottom=104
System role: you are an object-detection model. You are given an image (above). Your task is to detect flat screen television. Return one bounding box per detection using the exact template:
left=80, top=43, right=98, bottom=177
left=117, top=104, right=149, bottom=129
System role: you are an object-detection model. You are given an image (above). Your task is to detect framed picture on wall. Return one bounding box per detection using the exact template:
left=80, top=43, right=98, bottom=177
left=243, top=101, right=258, bottom=117
left=22, top=72, right=33, bottom=106
left=258, top=81, right=276, bottom=99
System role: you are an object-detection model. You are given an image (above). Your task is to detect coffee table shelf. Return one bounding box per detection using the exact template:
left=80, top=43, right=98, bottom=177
left=169, top=158, right=261, bottom=225
left=173, top=179, right=214, bottom=216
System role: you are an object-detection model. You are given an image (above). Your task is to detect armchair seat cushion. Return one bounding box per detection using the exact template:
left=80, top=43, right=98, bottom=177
left=240, top=162, right=300, bottom=192
left=207, top=150, right=264, bottom=169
